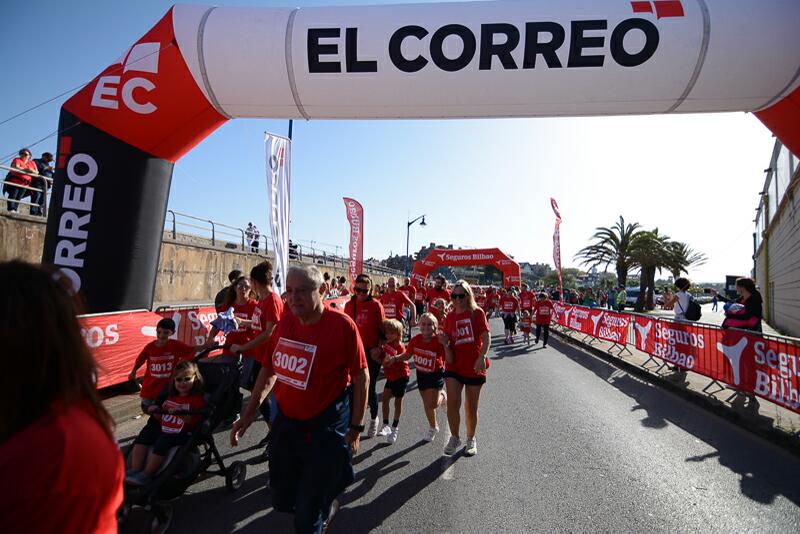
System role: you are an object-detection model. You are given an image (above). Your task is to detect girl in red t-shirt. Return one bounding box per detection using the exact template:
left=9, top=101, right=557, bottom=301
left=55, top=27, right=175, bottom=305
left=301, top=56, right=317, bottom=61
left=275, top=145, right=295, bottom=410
left=520, top=310, right=533, bottom=345
left=395, top=312, right=447, bottom=442
left=377, top=319, right=407, bottom=444
left=127, top=361, right=206, bottom=486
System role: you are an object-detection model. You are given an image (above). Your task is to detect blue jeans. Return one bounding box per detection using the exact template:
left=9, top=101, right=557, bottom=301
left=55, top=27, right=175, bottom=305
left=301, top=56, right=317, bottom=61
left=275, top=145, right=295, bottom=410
left=269, top=389, right=353, bottom=534
left=5, top=184, right=25, bottom=211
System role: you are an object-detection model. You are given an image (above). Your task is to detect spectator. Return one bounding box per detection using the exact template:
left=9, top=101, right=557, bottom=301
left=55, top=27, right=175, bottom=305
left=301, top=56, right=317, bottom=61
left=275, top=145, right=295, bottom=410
left=0, top=261, right=123, bottom=532
left=30, top=152, right=53, bottom=216
left=214, top=269, right=243, bottom=312
left=607, top=287, right=617, bottom=310
left=713, top=278, right=763, bottom=333
left=4, top=148, right=38, bottom=213
left=251, top=224, right=261, bottom=253
left=322, top=272, right=332, bottom=297
left=616, top=286, right=627, bottom=311
left=337, top=276, right=350, bottom=297
left=673, top=278, right=692, bottom=321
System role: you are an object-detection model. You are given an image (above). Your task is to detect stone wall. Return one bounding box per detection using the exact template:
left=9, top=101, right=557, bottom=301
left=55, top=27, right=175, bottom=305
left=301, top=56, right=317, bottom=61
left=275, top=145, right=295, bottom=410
left=1, top=212, right=395, bottom=307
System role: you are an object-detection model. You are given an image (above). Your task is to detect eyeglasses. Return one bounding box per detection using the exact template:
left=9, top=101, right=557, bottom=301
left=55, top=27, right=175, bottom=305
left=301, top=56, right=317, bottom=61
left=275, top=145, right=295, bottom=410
left=22, top=153, right=31, bottom=157
left=175, top=376, right=194, bottom=383
left=237, top=285, right=251, bottom=290
left=354, top=287, right=369, bottom=294
left=451, top=293, right=467, bottom=300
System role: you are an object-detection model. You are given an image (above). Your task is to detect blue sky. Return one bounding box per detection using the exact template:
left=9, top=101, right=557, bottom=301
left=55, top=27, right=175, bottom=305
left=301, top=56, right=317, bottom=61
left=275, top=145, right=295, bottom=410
left=0, top=0, right=776, bottom=282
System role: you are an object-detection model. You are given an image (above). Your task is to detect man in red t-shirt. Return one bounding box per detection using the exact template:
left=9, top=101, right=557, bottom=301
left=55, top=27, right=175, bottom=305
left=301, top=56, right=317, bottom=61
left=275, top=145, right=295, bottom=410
left=519, top=283, right=536, bottom=313
left=413, top=282, right=428, bottom=316
left=426, top=275, right=451, bottom=312
left=398, top=277, right=417, bottom=302
left=533, top=292, right=556, bottom=347
left=231, top=265, right=368, bottom=533
left=129, top=317, right=196, bottom=410
left=380, top=277, right=417, bottom=342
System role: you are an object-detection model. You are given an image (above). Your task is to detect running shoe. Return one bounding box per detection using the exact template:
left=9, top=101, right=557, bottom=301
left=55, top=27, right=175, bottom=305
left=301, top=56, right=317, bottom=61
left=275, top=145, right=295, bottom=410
left=464, top=437, right=477, bottom=456
left=323, top=498, right=340, bottom=533
left=386, top=428, right=398, bottom=444
left=443, top=436, right=461, bottom=455
left=367, top=416, right=380, bottom=437
left=424, top=427, right=439, bottom=442
left=378, top=424, right=392, bottom=437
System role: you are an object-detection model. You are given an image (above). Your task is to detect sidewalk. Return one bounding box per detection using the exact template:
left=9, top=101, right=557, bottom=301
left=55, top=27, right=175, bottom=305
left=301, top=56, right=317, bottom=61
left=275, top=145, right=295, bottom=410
left=551, top=323, right=800, bottom=445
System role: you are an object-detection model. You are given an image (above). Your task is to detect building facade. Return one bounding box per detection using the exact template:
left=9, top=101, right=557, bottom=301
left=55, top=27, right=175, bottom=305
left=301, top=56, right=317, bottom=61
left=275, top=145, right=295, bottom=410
left=754, top=141, right=800, bottom=337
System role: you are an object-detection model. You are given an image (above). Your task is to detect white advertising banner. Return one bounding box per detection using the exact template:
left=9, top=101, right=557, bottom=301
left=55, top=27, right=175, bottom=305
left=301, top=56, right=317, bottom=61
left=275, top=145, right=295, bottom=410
left=265, top=132, right=291, bottom=295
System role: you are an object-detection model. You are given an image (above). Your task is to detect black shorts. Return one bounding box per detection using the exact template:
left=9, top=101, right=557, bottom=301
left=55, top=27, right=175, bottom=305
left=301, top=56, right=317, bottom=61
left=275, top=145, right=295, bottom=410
left=415, top=302, right=425, bottom=316
left=502, top=314, right=517, bottom=329
left=416, top=369, right=444, bottom=391
left=384, top=377, right=409, bottom=398
left=444, top=370, right=486, bottom=386
left=134, top=417, right=191, bottom=455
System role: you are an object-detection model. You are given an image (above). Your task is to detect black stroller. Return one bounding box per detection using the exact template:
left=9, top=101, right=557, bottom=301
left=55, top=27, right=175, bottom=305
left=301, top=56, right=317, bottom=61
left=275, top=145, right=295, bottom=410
left=119, top=346, right=247, bottom=532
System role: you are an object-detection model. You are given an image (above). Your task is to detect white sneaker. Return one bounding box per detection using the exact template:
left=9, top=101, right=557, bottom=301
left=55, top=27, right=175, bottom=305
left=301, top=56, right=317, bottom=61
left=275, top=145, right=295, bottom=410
left=443, top=436, right=461, bottom=455
left=367, top=416, right=380, bottom=437
left=465, top=437, right=477, bottom=456
left=377, top=424, right=392, bottom=437
left=424, top=427, right=439, bottom=442
left=385, top=428, right=398, bottom=444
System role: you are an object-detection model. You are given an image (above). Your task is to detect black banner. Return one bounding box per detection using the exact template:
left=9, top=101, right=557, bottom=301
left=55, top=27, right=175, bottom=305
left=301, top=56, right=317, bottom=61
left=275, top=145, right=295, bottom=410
left=42, top=109, right=173, bottom=313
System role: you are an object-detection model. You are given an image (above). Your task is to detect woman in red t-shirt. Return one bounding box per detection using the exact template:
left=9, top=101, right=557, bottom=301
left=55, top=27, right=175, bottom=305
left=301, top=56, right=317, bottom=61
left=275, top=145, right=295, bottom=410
left=4, top=148, right=38, bottom=213
left=533, top=292, right=556, bottom=347
left=0, top=261, right=123, bottom=534
left=438, top=280, right=490, bottom=457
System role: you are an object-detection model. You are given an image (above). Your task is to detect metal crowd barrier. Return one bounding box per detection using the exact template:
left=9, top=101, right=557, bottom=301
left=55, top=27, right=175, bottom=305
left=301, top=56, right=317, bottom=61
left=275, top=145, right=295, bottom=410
left=1, top=163, right=52, bottom=216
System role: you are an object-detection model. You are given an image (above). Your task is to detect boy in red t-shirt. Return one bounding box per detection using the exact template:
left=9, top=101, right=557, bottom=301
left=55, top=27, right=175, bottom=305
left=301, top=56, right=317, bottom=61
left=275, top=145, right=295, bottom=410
left=129, top=318, right=197, bottom=411
left=377, top=319, right=408, bottom=444
left=533, top=292, right=555, bottom=347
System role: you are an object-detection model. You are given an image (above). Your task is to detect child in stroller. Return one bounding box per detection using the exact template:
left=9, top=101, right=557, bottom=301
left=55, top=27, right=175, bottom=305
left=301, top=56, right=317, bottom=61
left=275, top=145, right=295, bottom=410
left=120, top=347, right=247, bottom=531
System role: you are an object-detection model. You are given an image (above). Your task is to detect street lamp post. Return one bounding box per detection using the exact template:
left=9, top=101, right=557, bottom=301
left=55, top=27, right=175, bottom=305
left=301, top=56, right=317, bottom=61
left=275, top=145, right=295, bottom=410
left=405, top=214, right=426, bottom=277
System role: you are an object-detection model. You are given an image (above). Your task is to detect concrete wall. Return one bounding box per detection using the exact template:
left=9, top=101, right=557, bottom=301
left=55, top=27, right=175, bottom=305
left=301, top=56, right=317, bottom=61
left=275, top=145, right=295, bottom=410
left=1, top=212, right=394, bottom=307
left=755, top=179, right=800, bottom=338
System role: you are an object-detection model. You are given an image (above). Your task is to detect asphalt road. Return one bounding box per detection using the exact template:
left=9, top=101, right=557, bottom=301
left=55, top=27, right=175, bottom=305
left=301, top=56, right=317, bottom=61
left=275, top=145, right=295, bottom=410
left=117, top=317, right=800, bottom=533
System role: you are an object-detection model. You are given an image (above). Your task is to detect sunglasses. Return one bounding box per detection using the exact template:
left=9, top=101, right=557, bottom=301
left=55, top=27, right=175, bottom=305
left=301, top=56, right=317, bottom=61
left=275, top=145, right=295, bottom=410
left=175, top=376, right=195, bottom=383
left=451, top=293, right=467, bottom=300
left=354, top=287, right=369, bottom=294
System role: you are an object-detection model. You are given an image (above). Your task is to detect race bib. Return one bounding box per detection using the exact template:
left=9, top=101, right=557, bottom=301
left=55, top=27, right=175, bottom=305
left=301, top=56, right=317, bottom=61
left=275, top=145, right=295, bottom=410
left=160, top=400, right=188, bottom=434
left=273, top=337, right=317, bottom=390
left=454, top=318, right=475, bottom=346
left=540, top=307, right=552, bottom=316
left=149, top=354, right=175, bottom=379
left=384, top=302, right=397, bottom=319
left=356, top=308, right=371, bottom=327
left=522, top=299, right=532, bottom=308
left=503, top=301, right=514, bottom=311
left=413, top=347, right=437, bottom=373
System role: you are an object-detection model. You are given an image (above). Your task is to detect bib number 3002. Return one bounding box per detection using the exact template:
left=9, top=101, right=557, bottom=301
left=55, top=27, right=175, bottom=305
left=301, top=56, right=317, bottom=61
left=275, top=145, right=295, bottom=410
left=273, top=337, right=317, bottom=391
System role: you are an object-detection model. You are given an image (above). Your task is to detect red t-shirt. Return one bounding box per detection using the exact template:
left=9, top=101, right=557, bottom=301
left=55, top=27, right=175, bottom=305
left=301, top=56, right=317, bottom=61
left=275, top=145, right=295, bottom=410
left=160, top=394, right=206, bottom=434
left=380, top=290, right=414, bottom=320
left=533, top=300, right=555, bottom=325
left=250, top=291, right=284, bottom=357
left=520, top=315, right=533, bottom=332
left=134, top=340, right=195, bottom=400
left=427, top=287, right=450, bottom=304
left=221, top=300, right=257, bottom=355
left=519, top=291, right=536, bottom=311
left=500, top=295, right=519, bottom=313
left=262, top=309, right=367, bottom=421
left=7, top=157, right=37, bottom=186
left=414, top=286, right=427, bottom=303
left=344, top=298, right=385, bottom=349
left=398, top=284, right=417, bottom=303
left=475, top=294, right=487, bottom=308
left=488, top=294, right=500, bottom=308
left=430, top=306, right=446, bottom=326
left=444, top=307, right=490, bottom=378
left=407, top=334, right=445, bottom=373
left=0, top=403, right=124, bottom=534
left=381, top=340, right=409, bottom=381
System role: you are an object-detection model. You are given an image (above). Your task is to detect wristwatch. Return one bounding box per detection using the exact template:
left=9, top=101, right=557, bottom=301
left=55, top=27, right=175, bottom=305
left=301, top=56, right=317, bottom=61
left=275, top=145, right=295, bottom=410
left=349, top=423, right=365, bottom=433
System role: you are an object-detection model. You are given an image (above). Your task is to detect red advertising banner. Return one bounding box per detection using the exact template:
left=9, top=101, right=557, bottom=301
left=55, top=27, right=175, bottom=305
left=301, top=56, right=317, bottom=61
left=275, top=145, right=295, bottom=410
left=343, top=197, right=364, bottom=289
left=553, top=307, right=800, bottom=414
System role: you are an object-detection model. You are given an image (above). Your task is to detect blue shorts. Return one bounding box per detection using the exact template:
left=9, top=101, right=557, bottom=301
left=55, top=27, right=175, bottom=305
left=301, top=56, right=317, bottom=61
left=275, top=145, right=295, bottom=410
left=416, top=369, right=444, bottom=391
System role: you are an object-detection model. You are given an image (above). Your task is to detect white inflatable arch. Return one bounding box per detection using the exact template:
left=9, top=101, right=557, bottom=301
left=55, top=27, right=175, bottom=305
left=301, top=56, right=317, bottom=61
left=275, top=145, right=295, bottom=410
left=43, top=0, right=800, bottom=312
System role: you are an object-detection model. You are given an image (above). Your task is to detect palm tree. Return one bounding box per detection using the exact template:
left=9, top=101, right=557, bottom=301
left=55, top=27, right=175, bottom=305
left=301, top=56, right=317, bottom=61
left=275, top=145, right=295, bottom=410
left=629, top=229, right=672, bottom=311
left=665, top=241, right=708, bottom=279
left=575, top=216, right=642, bottom=288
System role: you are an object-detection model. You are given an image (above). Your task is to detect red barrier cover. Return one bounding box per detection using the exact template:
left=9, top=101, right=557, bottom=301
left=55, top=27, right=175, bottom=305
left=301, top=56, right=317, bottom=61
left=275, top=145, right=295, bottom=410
left=553, top=303, right=629, bottom=344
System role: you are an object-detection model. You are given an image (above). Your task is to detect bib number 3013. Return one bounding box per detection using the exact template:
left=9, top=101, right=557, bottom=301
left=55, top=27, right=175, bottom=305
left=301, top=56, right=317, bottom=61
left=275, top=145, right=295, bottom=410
left=273, top=337, right=317, bottom=390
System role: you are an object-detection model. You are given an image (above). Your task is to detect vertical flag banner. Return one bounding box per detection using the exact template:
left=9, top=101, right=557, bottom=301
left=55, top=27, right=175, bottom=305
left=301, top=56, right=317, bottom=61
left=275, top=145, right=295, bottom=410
left=551, top=198, right=563, bottom=300
left=265, top=132, right=291, bottom=294
left=343, top=197, right=364, bottom=289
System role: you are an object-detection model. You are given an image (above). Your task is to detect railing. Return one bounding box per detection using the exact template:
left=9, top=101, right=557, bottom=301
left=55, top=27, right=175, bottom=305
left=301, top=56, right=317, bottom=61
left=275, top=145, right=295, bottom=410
left=166, top=209, right=248, bottom=251
left=1, top=163, right=53, bottom=217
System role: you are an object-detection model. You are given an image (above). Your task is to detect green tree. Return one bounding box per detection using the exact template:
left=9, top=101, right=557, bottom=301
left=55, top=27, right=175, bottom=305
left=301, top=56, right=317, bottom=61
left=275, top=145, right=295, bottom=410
left=575, top=216, right=642, bottom=288
left=665, top=241, right=708, bottom=280
left=629, top=229, right=672, bottom=311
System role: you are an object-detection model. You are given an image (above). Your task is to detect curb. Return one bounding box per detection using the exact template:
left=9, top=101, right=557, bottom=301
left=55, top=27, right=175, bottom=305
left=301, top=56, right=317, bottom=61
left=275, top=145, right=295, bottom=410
left=550, top=328, right=800, bottom=457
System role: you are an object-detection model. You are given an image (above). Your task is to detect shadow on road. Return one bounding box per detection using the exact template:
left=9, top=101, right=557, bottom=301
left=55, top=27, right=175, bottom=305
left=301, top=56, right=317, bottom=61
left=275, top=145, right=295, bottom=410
left=548, top=335, right=800, bottom=507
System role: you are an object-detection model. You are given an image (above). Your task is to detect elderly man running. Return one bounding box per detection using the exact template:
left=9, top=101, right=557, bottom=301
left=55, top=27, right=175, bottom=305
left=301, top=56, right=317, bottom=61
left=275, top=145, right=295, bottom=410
left=231, top=265, right=369, bottom=533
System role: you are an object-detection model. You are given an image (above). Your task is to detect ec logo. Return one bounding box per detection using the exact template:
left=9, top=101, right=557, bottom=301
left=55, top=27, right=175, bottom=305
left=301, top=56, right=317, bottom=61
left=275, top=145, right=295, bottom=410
left=91, top=42, right=160, bottom=115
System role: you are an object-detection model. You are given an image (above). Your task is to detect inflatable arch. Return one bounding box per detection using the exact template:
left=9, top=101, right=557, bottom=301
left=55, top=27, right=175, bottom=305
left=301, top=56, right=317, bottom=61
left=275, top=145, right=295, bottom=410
left=43, top=0, right=800, bottom=312
left=411, top=248, right=521, bottom=289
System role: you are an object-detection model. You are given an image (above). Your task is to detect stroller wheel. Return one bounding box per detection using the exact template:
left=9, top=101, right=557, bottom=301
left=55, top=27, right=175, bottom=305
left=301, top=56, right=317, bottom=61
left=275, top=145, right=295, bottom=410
left=225, top=461, right=247, bottom=492
left=149, top=503, right=173, bottom=534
